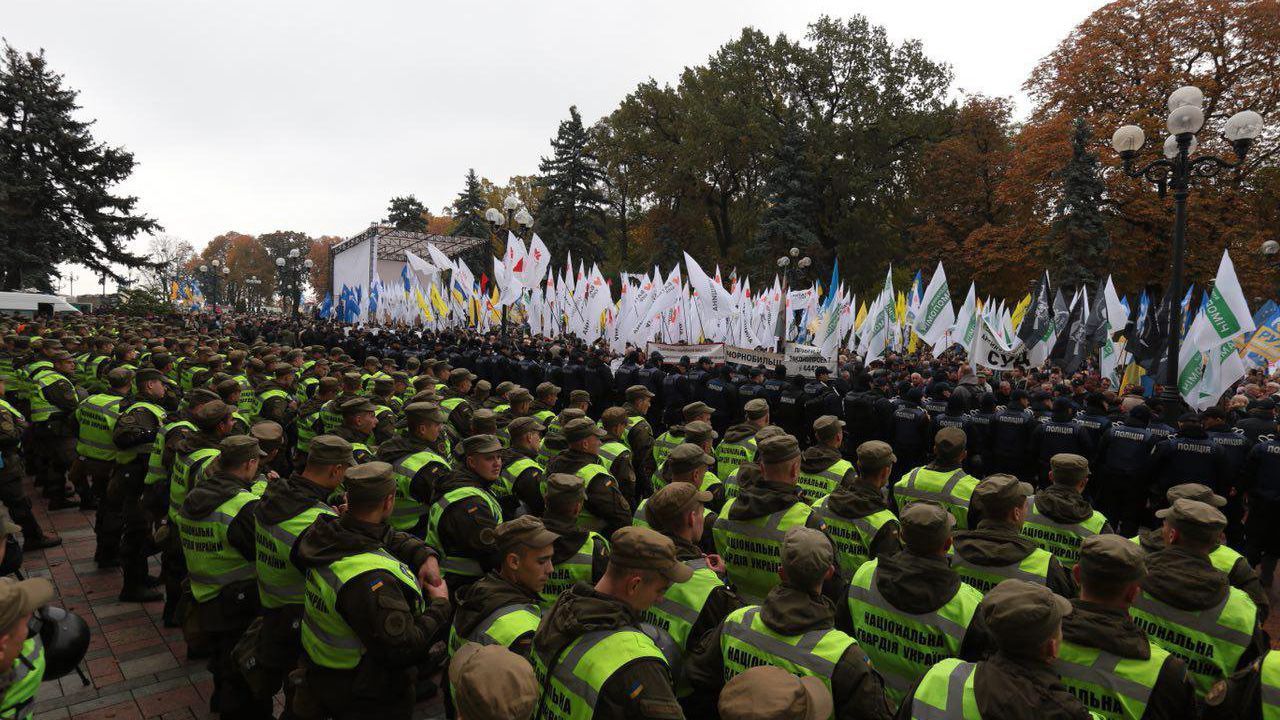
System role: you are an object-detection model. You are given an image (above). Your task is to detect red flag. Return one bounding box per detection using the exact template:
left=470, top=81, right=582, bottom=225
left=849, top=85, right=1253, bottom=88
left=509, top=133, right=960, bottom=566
left=480, top=273, right=489, bottom=295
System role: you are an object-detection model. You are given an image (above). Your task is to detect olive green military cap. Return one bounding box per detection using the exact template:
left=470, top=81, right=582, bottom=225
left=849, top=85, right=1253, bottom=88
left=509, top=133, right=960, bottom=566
left=933, top=426, right=967, bottom=456
left=683, top=421, right=717, bottom=445
left=403, top=402, right=447, bottom=424
left=1051, top=453, right=1090, bottom=484
left=192, top=400, right=233, bottom=430
left=218, top=434, right=267, bottom=465
left=543, top=473, right=585, bottom=503
left=972, top=473, right=1033, bottom=514
left=1156, top=498, right=1227, bottom=543
left=625, top=385, right=655, bottom=401
left=856, top=440, right=896, bottom=472
left=719, top=665, right=832, bottom=720
left=683, top=401, right=713, bottom=420
left=666, top=443, right=715, bottom=475
left=600, top=407, right=630, bottom=428
left=813, top=415, right=844, bottom=443
left=250, top=421, right=285, bottom=450
left=608, top=526, right=692, bottom=583
left=308, top=435, right=356, bottom=466
left=743, top=398, right=770, bottom=419
left=568, top=389, right=591, bottom=404
left=758, top=434, right=800, bottom=464
left=781, top=526, right=834, bottom=589
left=509, top=388, right=534, bottom=404
left=488, top=515, right=559, bottom=552
left=461, top=434, right=502, bottom=455
left=507, top=417, right=545, bottom=437
left=1166, top=483, right=1226, bottom=508
left=339, top=397, right=377, bottom=415
left=344, top=461, right=396, bottom=503
left=981, top=579, right=1073, bottom=658
left=1078, top=534, right=1147, bottom=585
left=106, top=367, right=135, bottom=388
left=494, top=381, right=515, bottom=396
left=535, top=382, right=560, bottom=398
left=449, top=643, right=540, bottom=720
left=563, top=417, right=605, bottom=443
left=134, top=368, right=164, bottom=384
left=900, top=500, right=956, bottom=552
left=645, top=481, right=712, bottom=531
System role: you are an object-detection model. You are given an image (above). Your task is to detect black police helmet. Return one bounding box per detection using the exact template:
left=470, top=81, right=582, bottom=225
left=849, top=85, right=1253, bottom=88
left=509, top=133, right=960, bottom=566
left=34, top=606, right=90, bottom=680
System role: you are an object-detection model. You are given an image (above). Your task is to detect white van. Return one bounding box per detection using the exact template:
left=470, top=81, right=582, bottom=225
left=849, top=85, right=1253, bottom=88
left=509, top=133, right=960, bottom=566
left=0, top=292, right=82, bottom=318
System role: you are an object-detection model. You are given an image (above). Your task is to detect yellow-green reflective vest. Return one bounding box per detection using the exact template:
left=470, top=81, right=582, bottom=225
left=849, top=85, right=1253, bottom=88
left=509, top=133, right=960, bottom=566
left=301, top=550, right=423, bottom=669
left=711, top=498, right=814, bottom=604
left=641, top=557, right=724, bottom=655
left=1132, top=535, right=1245, bottom=579
left=296, top=408, right=323, bottom=455
left=651, top=430, right=683, bottom=469
left=597, top=441, right=627, bottom=472
left=1022, top=498, right=1107, bottom=569
left=73, top=352, right=92, bottom=388
left=115, top=402, right=166, bottom=464
left=496, top=456, right=541, bottom=510
left=234, top=374, right=257, bottom=420
left=948, top=545, right=1053, bottom=594
left=296, top=376, right=318, bottom=405
left=0, top=354, right=15, bottom=387
left=86, top=355, right=109, bottom=393
left=22, top=361, right=53, bottom=402
left=29, top=371, right=69, bottom=423
left=0, top=635, right=44, bottom=720
left=573, top=464, right=613, bottom=533
left=811, top=496, right=897, bottom=577
left=426, top=486, right=502, bottom=582
left=723, top=468, right=744, bottom=502
left=255, top=502, right=337, bottom=609
left=893, top=466, right=979, bottom=528
left=846, top=558, right=982, bottom=704
left=145, top=420, right=195, bottom=488
left=170, top=447, right=221, bottom=523
left=540, top=532, right=606, bottom=609
left=797, top=459, right=853, bottom=504
left=715, top=437, right=757, bottom=480
left=75, top=393, right=123, bottom=461
left=178, top=489, right=257, bottom=603
left=909, top=658, right=980, bottom=720
left=318, top=399, right=342, bottom=434
left=632, top=498, right=713, bottom=529
left=1055, top=638, right=1168, bottom=720
left=534, top=409, right=556, bottom=426
left=1260, top=649, right=1280, bottom=720
left=720, top=605, right=856, bottom=701
left=1129, top=586, right=1257, bottom=696
left=253, top=388, right=289, bottom=419
left=389, top=449, right=450, bottom=534
left=532, top=628, right=668, bottom=720
left=447, top=602, right=541, bottom=656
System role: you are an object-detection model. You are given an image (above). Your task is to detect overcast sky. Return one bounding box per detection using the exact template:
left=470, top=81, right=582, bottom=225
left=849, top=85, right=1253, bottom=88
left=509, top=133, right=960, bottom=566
left=4, top=0, right=1105, bottom=292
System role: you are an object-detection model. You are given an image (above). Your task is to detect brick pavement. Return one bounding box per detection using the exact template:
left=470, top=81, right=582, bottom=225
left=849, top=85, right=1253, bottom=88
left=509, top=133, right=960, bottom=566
left=19, top=478, right=446, bottom=720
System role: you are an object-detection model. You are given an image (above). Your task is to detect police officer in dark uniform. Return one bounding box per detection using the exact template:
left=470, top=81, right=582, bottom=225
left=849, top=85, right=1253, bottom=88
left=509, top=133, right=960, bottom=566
left=1029, top=397, right=1094, bottom=488
left=582, top=350, right=613, bottom=420
left=1204, top=406, right=1251, bottom=549
left=922, top=381, right=950, bottom=417
left=612, top=350, right=640, bottom=401
left=889, top=388, right=931, bottom=484
left=1243, top=419, right=1280, bottom=586
left=776, top=375, right=808, bottom=441
left=635, top=353, right=665, bottom=428
left=736, top=365, right=767, bottom=411
left=705, top=365, right=740, bottom=436
left=802, top=368, right=841, bottom=445
left=962, top=393, right=998, bottom=477
left=1148, top=412, right=1229, bottom=511
left=660, top=359, right=690, bottom=427
left=762, top=366, right=787, bottom=409
left=989, top=389, right=1037, bottom=485
left=1092, top=404, right=1157, bottom=535
left=1073, top=392, right=1112, bottom=451
left=686, top=356, right=713, bottom=404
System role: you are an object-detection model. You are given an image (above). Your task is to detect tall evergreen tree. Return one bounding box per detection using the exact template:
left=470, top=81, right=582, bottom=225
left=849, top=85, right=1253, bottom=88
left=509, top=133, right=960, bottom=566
left=535, top=106, right=607, bottom=263
left=450, top=169, right=489, bottom=239
left=385, top=195, right=429, bottom=232
left=751, top=121, right=820, bottom=274
left=1047, top=118, right=1110, bottom=290
left=0, top=43, right=157, bottom=290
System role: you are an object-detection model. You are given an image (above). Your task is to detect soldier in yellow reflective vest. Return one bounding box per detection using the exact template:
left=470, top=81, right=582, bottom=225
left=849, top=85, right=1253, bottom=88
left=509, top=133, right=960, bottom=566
left=652, top=401, right=713, bottom=473
left=376, top=402, right=453, bottom=536
left=1200, top=649, right=1280, bottom=720
left=1056, top=534, right=1195, bottom=720
left=441, top=368, right=478, bottom=443
left=0, top=577, right=56, bottom=720
left=109, top=367, right=172, bottom=601
left=447, top=515, right=557, bottom=664
left=1129, top=499, right=1267, bottom=697
left=685, top=526, right=892, bottom=719
left=428, top=435, right=505, bottom=600
left=892, top=426, right=980, bottom=529
left=255, top=362, right=298, bottom=435
left=177, top=435, right=269, bottom=719
left=496, top=416, right=546, bottom=517
left=716, top=398, right=769, bottom=481
left=546, top=417, right=634, bottom=537
left=952, top=474, right=1076, bottom=597
left=332, top=397, right=379, bottom=463
left=31, top=351, right=80, bottom=509
left=1021, top=454, right=1112, bottom=570
left=0, top=375, right=60, bottom=552
left=622, top=385, right=658, bottom=494
left=538, top=474, right=609, bottom=609
left=812, top=440, right=900, bottom=577
left=898, top=580, right=1093, bottom=720
left=797, top=415, right=857, bottom=504
left=530, top=526, right=689, bottom=719
left=289, top=461, right=451, bottom=720
left=530, top=382, right=559, bottom=426
left=599, top=407, right=638, bottom=503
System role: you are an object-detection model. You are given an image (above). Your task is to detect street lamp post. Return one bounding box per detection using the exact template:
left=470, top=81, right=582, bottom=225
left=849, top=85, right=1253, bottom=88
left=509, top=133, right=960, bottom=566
left=198, top=259, right=225, bottom=307
left=1111, top=86, right=1263, bottom=418
left=275, top=248, right=315, bottom=318
left=775, top=247, right=812, bottom=352
left=244, top=276, right=262, bottom=312
left=485, top=194, right=535, bottom=336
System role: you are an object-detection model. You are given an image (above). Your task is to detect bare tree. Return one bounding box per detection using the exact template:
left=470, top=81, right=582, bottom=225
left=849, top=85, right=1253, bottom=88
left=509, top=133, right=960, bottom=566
left=140, top=235, right=196, bottom=295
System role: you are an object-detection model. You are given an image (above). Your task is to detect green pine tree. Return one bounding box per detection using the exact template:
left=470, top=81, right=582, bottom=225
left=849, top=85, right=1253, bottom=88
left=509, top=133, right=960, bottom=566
left=450, top=169, right=488, bottom=239
left=751, top=121, right=820, bottom=274
left=535, top=106, right=607, bottom=263
left=385, top=195, right=429, bottom=232
left=0, top=43, right=158, bottom=290
left=1048, top=118, right=1111, bottom=289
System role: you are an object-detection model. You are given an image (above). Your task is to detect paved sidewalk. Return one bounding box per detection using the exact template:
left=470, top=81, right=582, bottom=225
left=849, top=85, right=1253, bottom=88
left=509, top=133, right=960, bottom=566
left=19, top=478, right=446, bottom=720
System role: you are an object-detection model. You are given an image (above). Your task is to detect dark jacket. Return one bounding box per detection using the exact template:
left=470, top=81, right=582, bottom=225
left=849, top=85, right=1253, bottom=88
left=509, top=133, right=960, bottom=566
left=451, top=571, right=541, bottom=658
left=1034, top=484, right=1114, bottom=533
left=1136, top=528, right=1269, bottom=619
left=547, top=448, right=633, bottom=536
left=498, top=443, right=547, bottom=517
left=952, top=519, right=1077, bottom=597
left=432, top=465, right=503, bottom=598
left=685, top=584, right=894, bottom=720
left=532, top=582, right=685, bottom=719
left=1060, top=599, right=1195, bottom=720
left=819, top=482, right=902, bottom=560
left=896, top=652, right=1093, bottom=720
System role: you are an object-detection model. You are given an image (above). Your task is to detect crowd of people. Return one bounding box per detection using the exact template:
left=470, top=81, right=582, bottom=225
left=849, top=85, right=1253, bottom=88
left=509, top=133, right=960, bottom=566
left=0, top=310, right=1277, bottom=719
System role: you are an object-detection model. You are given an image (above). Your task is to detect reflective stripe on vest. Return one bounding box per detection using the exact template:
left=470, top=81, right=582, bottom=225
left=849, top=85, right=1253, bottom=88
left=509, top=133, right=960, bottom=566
left=301, top=550, right=423, bottom=669
left=846, top=558, right=981, bottom=703
left=1129, top=587, right=1256, bottom=695
left=909, top=658, right=980, bottom=720
left=497, top=457, right=540, bottom=504
left=1022, top=497, right=1107, bottom=568
left=539, top=532, right=605, bottom=609
left=255, top=504, right=336, bottom=608
left=711, top=498, right=814, bottom=604
left=812, top=497, right=896, bottom=577
left=796, top=459, right=853, bottom=504
left=715, top=437, right=757, bottom=480
left=146, top=420, right=195, bottom=487
left=0, top=635, right=44, bottom=720
left=447, top=602, right=541, bottom=656
left=178, top=490, right=257, bottom=603
left=597, top=441, right=627, bottom=472
left=641, top=558, right=723, bottom=654
left=719, top=605, right=856, bottom=700
left=652, top=431, right=683, bottom=468
left=389, top=449, right=450, bottom=533
left=1261, top=648, right=1280, bottom=720
left=170, top=447, right=221, bottom=523
left=30, top=371, right=69, bottom=423
left=894, top=467, right=978, bottom=528
left=573, top=464, right=613, bottom=533
left=1055, top=639, right=1166, bottom=719
left=532, top=629, right=667, bottom=720
left=253, top=388, right=289, bottom=419
left=948, top=546, right=1053, bottom=594
left=115, top=402, right=166, bottom=464
left=426, top=486, right=502, bottom=580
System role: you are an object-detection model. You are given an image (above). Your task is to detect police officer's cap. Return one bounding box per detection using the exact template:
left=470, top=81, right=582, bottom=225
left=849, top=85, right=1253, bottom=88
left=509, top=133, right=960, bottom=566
left=1050, top=453, right=1089, bottom=484
left=507, top=416, right=545, bottom=437
left=625, top=385, right=656, bottom=401
left=744, top=398, right=770, bottom=420
left=563, top=417, right=605, bottom=443
left=308, top=435, right=356, bottom=466
left=856, top=441, right=896, bottom=472
left=344, top=461, right=396, bottom=503
left=462, top=434, right=502, bottom=455
left=1166, top=483, right=1227, bottom=508
left=608, top=526, right=693, bottom=583
left=1078, top=534, right=1147, bottom=585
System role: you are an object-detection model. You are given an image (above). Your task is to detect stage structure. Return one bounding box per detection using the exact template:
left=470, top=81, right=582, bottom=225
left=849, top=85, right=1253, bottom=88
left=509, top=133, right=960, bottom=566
left=329, top=225, right=488, bottom=321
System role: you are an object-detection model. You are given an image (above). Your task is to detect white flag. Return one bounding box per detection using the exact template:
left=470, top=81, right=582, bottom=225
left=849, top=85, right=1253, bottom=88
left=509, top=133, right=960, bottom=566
left=914, top=261, right=955, bottom=348
left=1190, top=250, right=1256, bottom=351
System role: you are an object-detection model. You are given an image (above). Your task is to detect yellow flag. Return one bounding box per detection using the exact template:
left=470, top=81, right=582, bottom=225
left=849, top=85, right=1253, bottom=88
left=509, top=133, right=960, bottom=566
left=413, top=287, right=434, bottom=322
left=855, top=302, right=867, bottom=330
left=429, top=284, right=450, bottom=318
left=1011, top=293, right=1032, bottom=332
left=895, top=291, right=906, bottom=324
left=1120, top=362, right=1145, bottom=394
